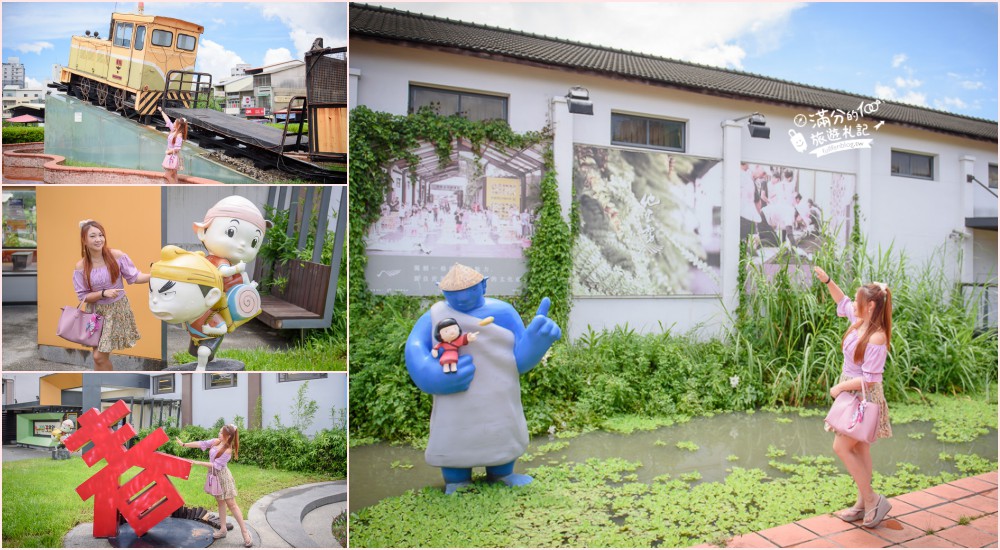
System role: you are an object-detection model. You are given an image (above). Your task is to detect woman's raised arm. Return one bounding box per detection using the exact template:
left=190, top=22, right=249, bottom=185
left=813, top=266, right=845, bottom=304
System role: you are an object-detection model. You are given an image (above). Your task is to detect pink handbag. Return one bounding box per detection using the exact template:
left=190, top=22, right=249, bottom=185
left=162, top=153, right=179, bottom=170
left=825, top=381, right=878, bottom=443
left=204, top=467, right=222, bottom=496
left=57, top=301, right=104, bottom=347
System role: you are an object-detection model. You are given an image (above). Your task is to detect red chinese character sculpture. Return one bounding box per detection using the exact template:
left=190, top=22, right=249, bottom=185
left=63, top=400, right=192, bottom=538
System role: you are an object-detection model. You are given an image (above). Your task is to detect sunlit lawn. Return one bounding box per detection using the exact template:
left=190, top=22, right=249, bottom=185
left=2, top=456, right=330, bottom=548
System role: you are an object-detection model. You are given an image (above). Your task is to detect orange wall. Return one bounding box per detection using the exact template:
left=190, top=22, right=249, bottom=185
left=37, top=187, right=162, bottom=360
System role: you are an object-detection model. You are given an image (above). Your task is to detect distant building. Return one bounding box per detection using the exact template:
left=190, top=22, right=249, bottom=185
left=3, top=57, right=25, bottom=88
left=213, top=75, right=254, bottom=113
left=231, top=63, right=252, bottom=76
left=51, top=64, right=63, bottom=83
left=2, top=86, right=45, bottom=119
left=246, top=60, right=305, bottom=115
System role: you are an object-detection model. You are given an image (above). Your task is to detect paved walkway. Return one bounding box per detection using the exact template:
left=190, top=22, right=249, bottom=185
left=714, top=471, right=998, bottom=548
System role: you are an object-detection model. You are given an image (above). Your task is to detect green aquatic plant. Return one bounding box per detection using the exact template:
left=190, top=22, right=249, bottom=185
left=675, top=441, right=700, bottom=452
left=766, top=445, right=787, bottom=458
left=680, top=471, right=703, bottom=482
left=907, top=432, right=925, bottom=440
left=727, top=455, right=740, bottom=462
left=350, top=451, right=997, bottom=548
left=775, top=417, right=793, bottom=424
left=390, top=460, right=414, bottom=470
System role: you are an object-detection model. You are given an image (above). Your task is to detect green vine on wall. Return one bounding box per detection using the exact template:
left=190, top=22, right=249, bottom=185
left=348, top=105, right=574, bottom=327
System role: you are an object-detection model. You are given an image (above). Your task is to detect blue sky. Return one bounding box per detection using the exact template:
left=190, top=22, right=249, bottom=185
left=374, top=2, right=998, bottom=121
left=2, top=2, right=347, bottom=87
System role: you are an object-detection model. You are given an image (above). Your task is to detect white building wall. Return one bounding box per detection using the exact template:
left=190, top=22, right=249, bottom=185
left=261, top=374, right=347, bottom=436
left=3, top=373, right=44, bottom=404
left=191, top=374, right=249, bottom=428
left=353, top=40, right=999, bottom=338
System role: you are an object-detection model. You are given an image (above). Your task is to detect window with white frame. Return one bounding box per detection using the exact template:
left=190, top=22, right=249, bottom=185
left=409, top=84, right=508, bottom=122
left=890, top=150, right=934, bottom=180
left=989, top=164, right=997, bottom=189
left=611, top=112, right=685, bottom=151
left=152, top=375, right=174, bottom=395
left=278, top=373, right=328, bottom=383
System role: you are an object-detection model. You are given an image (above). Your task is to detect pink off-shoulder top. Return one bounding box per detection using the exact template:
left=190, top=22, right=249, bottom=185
left=836, top=296, right=888, bottom=383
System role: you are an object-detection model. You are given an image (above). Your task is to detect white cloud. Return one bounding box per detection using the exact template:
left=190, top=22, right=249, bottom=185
left=891, top=53, right=908, bottom=68
left=898, top=91, right=927, bottom=107
left=960, top=80, right=984, bottom=90
left=874, top=83, right=897, bottom=100
left=894, top=77, right=922, bottom=89
left=261, top=3, right=348, bottom=59
left=373, top=2, right=802, bottom=69
left=24, top=76, right=44, bottom=89
left=875, top=82, right=927, bottom=107
left=263, top=48, right=294, bottom=66
left=196, top=39, right=246, bottom=83
left=15, top=42, right=53, bottom=55
left=934, top=97, right=968, bottom=111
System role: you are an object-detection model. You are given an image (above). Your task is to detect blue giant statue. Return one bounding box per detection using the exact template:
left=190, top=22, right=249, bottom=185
left=406, top=263, right=562, bottom=494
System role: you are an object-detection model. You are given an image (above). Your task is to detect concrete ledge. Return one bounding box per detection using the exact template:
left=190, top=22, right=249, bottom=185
left=263, top=480, right=347, bottom=548
left=2, top=142, right=225, bottom=185
left=38, top=344, right=165, bottom=371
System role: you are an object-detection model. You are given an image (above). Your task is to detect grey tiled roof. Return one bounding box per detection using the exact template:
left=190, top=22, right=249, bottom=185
left=350, top=3, right=997, bottom=143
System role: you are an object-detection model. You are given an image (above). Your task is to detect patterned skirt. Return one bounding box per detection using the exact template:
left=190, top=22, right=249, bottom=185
left=825, top=373, right=893, bottom=440
left=213, top=466, right=238, bottom=500
left=94, top=296, right=140, bottom=353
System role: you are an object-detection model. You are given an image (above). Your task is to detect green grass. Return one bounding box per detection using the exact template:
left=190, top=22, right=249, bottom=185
left=171, top=337, right=346, bottom=371
left=2, top=457, right=330, bottom=548
left=266, top=122, right=308, bottom=134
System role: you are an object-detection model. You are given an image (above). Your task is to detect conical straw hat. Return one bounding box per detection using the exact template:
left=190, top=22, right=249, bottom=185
left=439, top=263, right=484, bottom=291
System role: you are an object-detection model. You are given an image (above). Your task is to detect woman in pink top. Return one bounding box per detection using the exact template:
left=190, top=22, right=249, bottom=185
left=177, top=425, right=253, bottom=547
left=813, top=266, right=894, bottom=529
left=72, top=220, right=150, bottom=370
left=158, top=106, right=188, bottom=184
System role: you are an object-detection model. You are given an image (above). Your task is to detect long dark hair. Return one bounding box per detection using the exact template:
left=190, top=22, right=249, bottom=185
left=216, top=424, right=240, bottom=461
left=80, top=220, right=119, bottom=290
left=434, top=318, right=461, bottom=342
left=843, top=283, right=893, bottom=362
left=171, top=118, right=189, bottom=141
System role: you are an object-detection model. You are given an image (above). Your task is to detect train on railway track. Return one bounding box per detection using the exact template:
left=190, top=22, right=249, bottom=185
left=57, top=10, right=203, bottom=119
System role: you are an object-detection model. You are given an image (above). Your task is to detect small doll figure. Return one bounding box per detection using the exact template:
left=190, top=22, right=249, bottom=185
left=431, top=318, right=478, bottom=374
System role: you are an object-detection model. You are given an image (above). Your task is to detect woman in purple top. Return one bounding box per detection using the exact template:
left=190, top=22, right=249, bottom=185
left=813, top=266, right=894, bottom=529
left=158, top=106, right=188, bottom=184
left=177, top=425, right=253, bottom=547
left=72, top=220, right=150, bottom=370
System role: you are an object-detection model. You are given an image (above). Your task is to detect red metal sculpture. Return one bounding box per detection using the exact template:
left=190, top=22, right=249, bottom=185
left=62, top=400, right=192, bottom=538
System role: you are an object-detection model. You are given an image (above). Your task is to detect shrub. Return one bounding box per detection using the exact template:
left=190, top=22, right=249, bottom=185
left=2, top=126, right=44, bottom=144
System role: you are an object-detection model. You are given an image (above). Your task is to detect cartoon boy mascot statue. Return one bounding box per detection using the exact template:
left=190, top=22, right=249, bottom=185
left=148, top=246, right=227, bottom=370
left=193, top=196, right=271, bottom=331
left=405, top=263, right=562, bottom=494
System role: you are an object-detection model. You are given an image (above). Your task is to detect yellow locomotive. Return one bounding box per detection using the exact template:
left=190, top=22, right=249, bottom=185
left=59, top=10, right=203, bottom=117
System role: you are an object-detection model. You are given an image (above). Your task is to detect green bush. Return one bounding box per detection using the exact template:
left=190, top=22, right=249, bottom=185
left=135, top=425, right=346, bottom=477
left=350, top=229, right=997, bottom=443
left=2, top=126, right=44, bottom=144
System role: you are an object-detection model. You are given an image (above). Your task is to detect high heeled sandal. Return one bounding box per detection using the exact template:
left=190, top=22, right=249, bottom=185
left=212, top=529, right=227, bottom=540
left=862, top=494, right=892, bottom=528
left=833, top=505, right=865, bottom=522
left=242, top=533, right=253, bottom=548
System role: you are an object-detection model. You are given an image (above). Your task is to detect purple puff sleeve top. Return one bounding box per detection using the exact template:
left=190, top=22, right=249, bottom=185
left=836, top=296, right=888, bottom=383
left=166, top=119, right=183, bottom=150
left=197, top=438, right=233, bottom=470
left=72, top=253, right=141, bottom=304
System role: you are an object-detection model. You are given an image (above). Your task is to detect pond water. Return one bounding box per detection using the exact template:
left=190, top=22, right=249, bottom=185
left=350, top=410, right=998, bottom=512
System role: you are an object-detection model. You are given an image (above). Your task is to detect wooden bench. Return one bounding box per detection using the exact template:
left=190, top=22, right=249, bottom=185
left=252, top=186, right=346, bottom=330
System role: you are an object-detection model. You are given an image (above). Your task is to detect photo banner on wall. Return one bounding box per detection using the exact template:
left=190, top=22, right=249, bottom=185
left=738, top=162, right=855, bottom=272
left=573, top=144, right=722, bottom=297
left=366, top=139, right=546, bottom=295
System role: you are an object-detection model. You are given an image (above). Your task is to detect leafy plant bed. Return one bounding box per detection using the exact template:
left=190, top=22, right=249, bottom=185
left=350, top=395, right=997, bottom=546
left=350, top=450, right=996, bottom=548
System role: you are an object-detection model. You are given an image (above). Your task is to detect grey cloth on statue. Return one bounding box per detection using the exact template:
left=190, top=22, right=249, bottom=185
left=425, top=301, right=528, bottom=468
